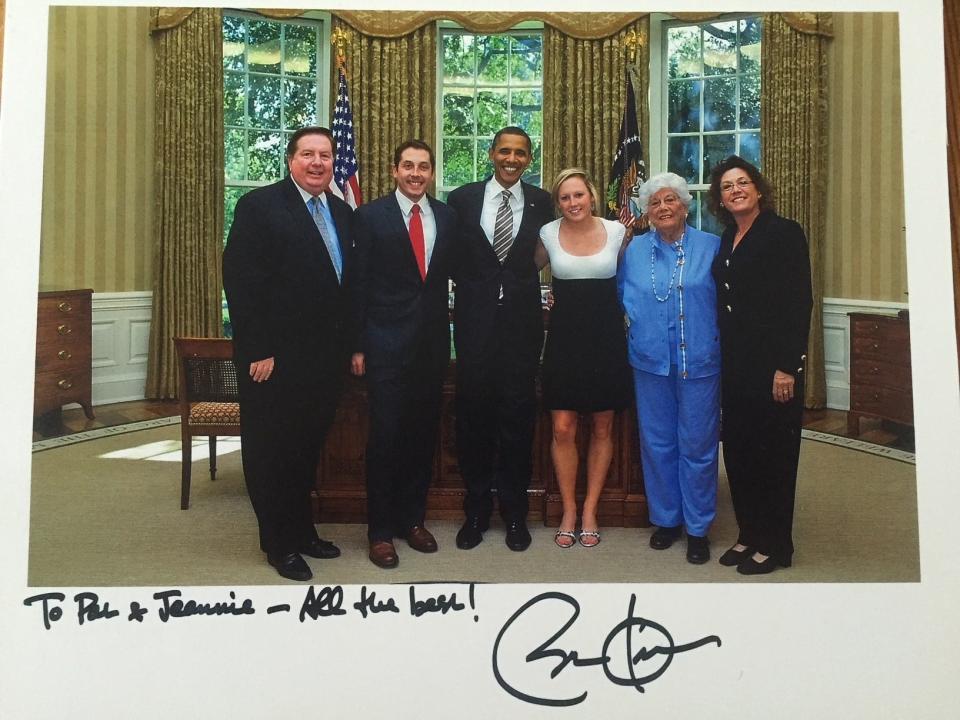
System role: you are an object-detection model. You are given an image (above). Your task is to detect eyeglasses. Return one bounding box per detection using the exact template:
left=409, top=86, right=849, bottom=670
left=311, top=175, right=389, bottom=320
left=720, top=178, right=754, bottom=193
left=647, top=194, right=681, bottom=210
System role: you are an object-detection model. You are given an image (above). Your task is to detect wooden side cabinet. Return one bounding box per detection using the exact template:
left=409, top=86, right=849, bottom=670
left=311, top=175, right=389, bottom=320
left=34, top=289, right=94, bottom=419
left=847, top=311, right=911, bottom=434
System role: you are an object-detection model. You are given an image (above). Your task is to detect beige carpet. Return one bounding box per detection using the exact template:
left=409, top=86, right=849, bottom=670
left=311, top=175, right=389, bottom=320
left=28, top=425, right=919, bottom=586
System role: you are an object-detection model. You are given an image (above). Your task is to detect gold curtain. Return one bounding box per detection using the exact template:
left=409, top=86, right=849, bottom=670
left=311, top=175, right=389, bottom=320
left=542, top=18, right=649, bottom=198
left=145, top=8, right=224, bottom=399
left=760, top=13, right=832, bottom=408
left=332, top=18, right=437, bottom=200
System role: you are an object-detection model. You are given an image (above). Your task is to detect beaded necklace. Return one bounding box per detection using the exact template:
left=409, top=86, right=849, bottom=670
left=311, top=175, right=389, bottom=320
left=650, top=230, right=689, bottom=378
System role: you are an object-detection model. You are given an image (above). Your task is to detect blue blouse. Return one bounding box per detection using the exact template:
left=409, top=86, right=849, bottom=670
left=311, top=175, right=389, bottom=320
left=618, top=224, right=721, bottom=379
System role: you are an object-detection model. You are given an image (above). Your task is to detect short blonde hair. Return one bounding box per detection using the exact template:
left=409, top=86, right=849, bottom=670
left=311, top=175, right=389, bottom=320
left=550, top=167, right=602, bottom=217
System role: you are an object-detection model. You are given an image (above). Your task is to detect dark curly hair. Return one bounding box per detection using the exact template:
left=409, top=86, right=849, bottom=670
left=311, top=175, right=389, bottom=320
left=707, top=155, right=775, bottom=228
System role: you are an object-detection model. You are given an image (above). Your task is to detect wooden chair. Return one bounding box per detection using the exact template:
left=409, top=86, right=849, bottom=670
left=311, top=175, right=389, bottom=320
left=174, top=337, right=241, bottom=509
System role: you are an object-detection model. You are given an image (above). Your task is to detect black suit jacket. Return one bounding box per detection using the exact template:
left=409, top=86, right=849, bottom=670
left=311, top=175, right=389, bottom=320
left=349, top=192, right=457, bottom=374
left=712, top=210, right=812, bottom=400
left=223, top=175, right=353, bottom=385
left=447, top=179, right=554, bottom=371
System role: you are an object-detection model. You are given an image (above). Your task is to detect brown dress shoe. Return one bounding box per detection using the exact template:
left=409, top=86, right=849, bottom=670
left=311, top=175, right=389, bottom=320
left=405, top=526, right=438, bottom=553
left=368, top=541, right=399, bottom=569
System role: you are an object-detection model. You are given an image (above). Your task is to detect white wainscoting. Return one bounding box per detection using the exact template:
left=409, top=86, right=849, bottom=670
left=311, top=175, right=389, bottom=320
left=822, top=297, right=909, bottom=410
left=90, top=291, right=153, bottom=405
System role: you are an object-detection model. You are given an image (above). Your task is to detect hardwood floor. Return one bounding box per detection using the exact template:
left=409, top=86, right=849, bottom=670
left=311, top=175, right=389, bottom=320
left=32, top=399, right=916, bottom=453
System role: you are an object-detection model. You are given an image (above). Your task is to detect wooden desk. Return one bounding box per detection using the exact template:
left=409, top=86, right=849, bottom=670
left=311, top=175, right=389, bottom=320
left=312, top=365, right=649, bottom=528
left=35, top=289, right=94, bottom=420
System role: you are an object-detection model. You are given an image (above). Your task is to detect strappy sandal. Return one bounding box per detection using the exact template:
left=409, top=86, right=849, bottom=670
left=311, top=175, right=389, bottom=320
left=578, top=530, right=601, bottom=548
left=554, top=530, right=577, bottom=549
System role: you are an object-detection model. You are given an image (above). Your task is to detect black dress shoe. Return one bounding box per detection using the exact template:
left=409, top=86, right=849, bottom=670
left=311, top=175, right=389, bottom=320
left=737, top=554, right=785, bottom=576
left=718, top=545, right=751, bottom=567
left=267, top=552, right=312, bottom=581
left=686, top=535, right=710, bottom=564
left=299, top=538, right=341, bottom=560
left=505, top=520, right=532, bottom=551
left=456, top=516, right=489, bottom=550
left=649, top=525, right=682, bottom=550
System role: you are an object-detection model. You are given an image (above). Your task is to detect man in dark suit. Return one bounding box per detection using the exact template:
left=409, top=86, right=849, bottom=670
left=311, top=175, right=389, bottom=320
left=349, top=140, right=457, bottom=569
left=222, top=126, right=352, bottom=581
left=446, top=126, right=554, bottom=551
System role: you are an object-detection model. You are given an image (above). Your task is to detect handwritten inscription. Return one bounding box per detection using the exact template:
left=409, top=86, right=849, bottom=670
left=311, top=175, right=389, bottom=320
left=492, top=592, right=721, bottom=706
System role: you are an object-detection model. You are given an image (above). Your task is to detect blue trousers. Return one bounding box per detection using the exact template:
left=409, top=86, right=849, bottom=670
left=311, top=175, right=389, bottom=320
left=633, top=366, right=720, bottom=537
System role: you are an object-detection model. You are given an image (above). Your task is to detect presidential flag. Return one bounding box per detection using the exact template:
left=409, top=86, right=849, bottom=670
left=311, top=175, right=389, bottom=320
left=331, top=65, right=362, bottom=208
left=606, top=66, right=645, bottom=224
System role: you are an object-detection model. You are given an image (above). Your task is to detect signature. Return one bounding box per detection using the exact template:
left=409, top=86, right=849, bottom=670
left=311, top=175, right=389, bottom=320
left=492, top=592, right=721, bottom=706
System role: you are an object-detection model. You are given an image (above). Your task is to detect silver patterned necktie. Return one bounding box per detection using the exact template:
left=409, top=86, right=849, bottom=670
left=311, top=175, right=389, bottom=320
left=492, top=189, right=514, bottom=263
left=310, top=196, right=342, bottom=283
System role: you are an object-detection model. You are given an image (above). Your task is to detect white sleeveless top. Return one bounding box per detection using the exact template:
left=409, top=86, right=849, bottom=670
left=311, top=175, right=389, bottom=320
left=540, top=217, right=626, bottom=280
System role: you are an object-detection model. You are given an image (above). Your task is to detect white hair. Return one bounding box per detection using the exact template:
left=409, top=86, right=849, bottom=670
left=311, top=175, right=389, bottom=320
left=637, top=172, right=693, bottom=213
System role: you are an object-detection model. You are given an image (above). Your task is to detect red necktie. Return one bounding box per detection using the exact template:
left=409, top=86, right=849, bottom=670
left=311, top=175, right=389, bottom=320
left=409, top=204, right=426, bottom=280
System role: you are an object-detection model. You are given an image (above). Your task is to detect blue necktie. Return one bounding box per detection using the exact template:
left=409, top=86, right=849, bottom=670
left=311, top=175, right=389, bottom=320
left=310, top=196, right=342, bottom=283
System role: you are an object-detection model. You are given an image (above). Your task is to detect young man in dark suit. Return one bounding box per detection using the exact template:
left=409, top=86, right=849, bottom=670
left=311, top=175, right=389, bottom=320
left=349, top=140, right=457, bottom=569
left=446, top=127, right=554, bottom=551
left=223, top=126, right=352, bottom=581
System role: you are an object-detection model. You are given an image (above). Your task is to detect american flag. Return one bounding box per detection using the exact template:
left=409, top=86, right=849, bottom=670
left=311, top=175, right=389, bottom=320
left=331, top=66, right=362, bottom=208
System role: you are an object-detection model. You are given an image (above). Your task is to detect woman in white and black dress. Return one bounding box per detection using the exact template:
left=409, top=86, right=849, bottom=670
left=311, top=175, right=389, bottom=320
left=537, top=167, right=633, bottom=549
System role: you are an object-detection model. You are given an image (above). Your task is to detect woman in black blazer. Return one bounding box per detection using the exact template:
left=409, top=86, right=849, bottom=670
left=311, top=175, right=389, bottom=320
left=708, top=156, right=812, bottom=575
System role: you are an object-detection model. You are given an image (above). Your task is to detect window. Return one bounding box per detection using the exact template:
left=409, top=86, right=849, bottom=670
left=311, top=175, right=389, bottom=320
left=222, top=12, right=330, bottom=235
left=438, top=26, right=544, bottom=198
left=653, top=16, right=761, bottom=233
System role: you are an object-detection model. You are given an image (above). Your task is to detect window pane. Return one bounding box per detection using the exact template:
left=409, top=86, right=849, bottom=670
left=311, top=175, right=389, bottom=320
left=224, top=71, right=246, bottom=127
left=443, top=138, right=474, bottom=186
left=739, top=73, right=760, bottom=129
left=247, top=131, right=284, bottom=181
left=527, top=138, right=542, bottom=187
left=477, top=89, right=508, bottom=136
left=703, top=22, right=737, bottom=75
left=739, top=18, right=761, bottom=74
left=739, top=132, right=761, bottom=167
left=667, top=26, right=700, bottom=79
left=510, top=89, right=542, bottom=135
left=668, top=79, right=701, bottom=133
left=248, top=75, right=281, bottom=130
left=703, top=77, right=736, bottom=131
left=668, top=136, right=699, bottom=183
left=223, top=16, right=246, bottom=72
left=283, top=78, right=316, bottom=128
left=443, top=34, right=476, bottom=82
left=443, top=90, right=475, bottom=136
left=476, top=139, right=493, bottom=180
left=225, top=128, right=246, bottom=181
left=687, top=192, right=700, bottom=228
left=283, top=24, right=317, bottom=77
left=698, top=191, right=725, bottom=235
left=224, top=185, right=251, bottom=240
left=477, top=35, right=509, bottom=84
left=511, top=35, right=542, bottom=83
left=247, top=21, right=281, bottom=72
left=703, top=133, right=736, bottom=182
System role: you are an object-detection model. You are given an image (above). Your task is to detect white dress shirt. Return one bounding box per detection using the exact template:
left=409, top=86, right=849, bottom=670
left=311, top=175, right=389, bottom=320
left=480, top=177, right=524, bottom=247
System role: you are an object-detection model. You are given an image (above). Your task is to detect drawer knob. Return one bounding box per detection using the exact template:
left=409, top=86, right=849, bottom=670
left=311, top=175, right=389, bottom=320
left=57, top=301, right=73, bottom=313
left=58, top=350, right=72, bottom=360
left=870, top=366, right=879, bottom=374
left=873, top=391, right=880, bottom=400
left=871, top=342, right=879, bottom=350
left=57, top=324, right=72, bottom=335
left=57, top=379, right=73, bottom=390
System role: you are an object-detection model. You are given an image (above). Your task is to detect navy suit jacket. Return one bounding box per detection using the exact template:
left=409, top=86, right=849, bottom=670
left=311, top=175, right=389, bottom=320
left=223, top=175, right=353, bottom=386
left=349, top=192, right=457, bottom=375
left=447, top=179, right=553, bottom=371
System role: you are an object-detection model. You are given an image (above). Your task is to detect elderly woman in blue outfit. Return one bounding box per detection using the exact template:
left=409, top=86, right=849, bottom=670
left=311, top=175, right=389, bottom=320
left=618, top=172, right=721, bottom=564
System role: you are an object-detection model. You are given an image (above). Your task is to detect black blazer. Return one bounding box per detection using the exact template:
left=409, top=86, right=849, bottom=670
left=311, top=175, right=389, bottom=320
left=223, top=175, right=353, bottom=384
left=712, top=210, right=812, bottom=400
left=349, top=192, right=457, bottom=373
left=447, top=179, right=554, bottom=371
